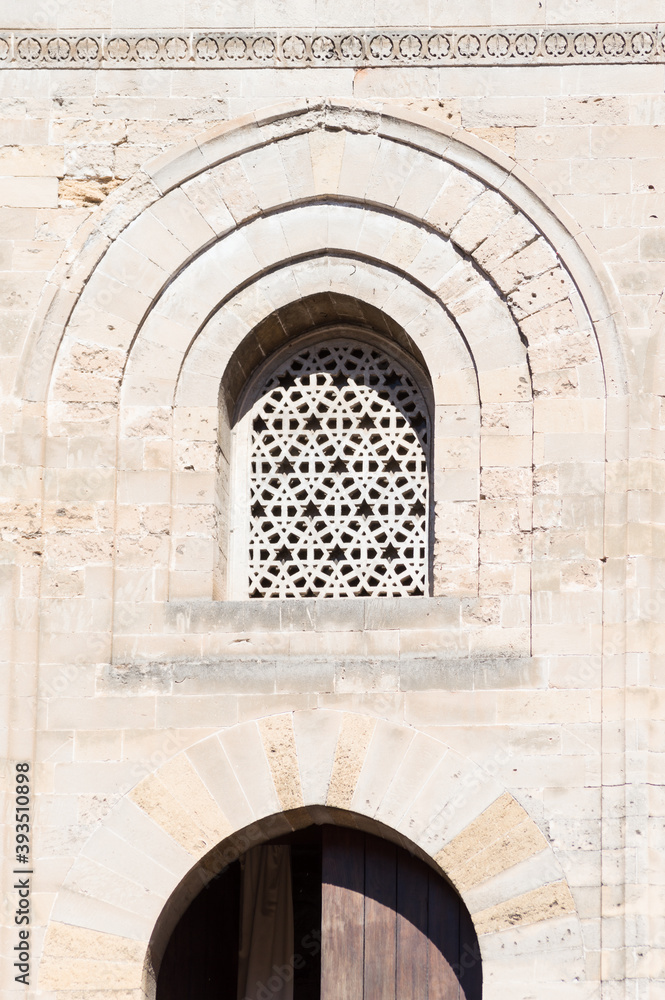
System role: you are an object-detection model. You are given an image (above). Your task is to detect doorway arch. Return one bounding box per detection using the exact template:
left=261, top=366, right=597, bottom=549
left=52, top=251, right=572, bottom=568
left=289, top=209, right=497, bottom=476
left=37, top=712, right=584, bottom=999
left=156, top=823, right=481, bottom=1000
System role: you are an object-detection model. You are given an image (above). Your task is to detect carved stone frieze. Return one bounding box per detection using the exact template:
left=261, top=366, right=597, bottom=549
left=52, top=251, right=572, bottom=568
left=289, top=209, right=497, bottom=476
left=0, top=25, right=663, bottom=68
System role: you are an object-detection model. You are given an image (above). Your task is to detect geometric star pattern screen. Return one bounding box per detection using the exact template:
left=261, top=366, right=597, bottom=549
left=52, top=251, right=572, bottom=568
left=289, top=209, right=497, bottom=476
left=248, top=338, right=430, bottom=598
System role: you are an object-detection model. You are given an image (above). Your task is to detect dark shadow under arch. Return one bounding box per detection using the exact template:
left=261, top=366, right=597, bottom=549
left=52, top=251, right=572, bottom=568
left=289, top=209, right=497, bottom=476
left=155, top=818, right=481, bottom=1000
left=219, top=291, right=432, bottom=427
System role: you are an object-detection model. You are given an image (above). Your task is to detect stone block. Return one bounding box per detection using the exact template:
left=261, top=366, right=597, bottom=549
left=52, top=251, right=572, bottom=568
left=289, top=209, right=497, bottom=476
left=425, top=168, right=485, bottom=235
left=334, top=657, right=400, bottom=693
left=186, top=734, right=254, bottom=830
left=0, top=176, right=58, bottom=208
left=474, top=881, right=576, bottom=935
left=292, top=709, right=342, bottom=805
left=327, top=713, right=377, bottom=809
left=373, top=730, right=445, bottom=828
left=258, top=714, right=304, bottom=811
left=219, top=721, right=281, bottom=817
left=275, top=657, right=335, bottom=694
left=312, top=599, right=364, bottom=633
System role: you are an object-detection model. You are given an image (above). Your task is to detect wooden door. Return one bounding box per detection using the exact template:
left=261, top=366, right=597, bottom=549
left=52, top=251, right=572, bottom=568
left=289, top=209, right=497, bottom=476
left=321, top=827, right=481, bottom=1000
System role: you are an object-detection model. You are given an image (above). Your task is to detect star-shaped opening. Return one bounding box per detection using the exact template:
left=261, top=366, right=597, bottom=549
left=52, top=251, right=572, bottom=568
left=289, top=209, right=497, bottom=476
left=356, top=499, right=373, bottom=518
left=276, top=544, right=292, bottom=563
left=329, top=543, right=346, bottom=562
left=409, top=499, right=426, bottom=517
left=383, top=456, right=402, bottom=473
left=276, top=371, right=297, bottom=390
left=330, top=456, right=348, bottom=473
left=253, top=415, right=268, bottom=433
left=358, top=413, right=375, bottom=430
left=277, top=457, right=295, bottom=474
left=384, top=370, right=402, bottom=389
left=382, top=543, right=400, bottom=561
left=302, top=500, right=320, bottom=518
left=304, top=414, right=322, bottom=431
left=251, top=501, right=266, bottom=518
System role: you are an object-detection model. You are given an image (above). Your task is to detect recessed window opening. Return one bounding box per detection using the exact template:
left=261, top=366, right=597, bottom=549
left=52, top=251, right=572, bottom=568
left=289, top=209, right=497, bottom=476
left=229, top=330, right=433, bottom=599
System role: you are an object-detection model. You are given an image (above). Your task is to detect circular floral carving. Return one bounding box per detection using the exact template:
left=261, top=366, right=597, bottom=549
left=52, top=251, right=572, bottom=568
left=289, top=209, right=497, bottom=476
left=165, top=36, right=188, bottom=61
left=312, top=35, right=335, bottom=60
left=195, top=36, right=219, bottom=60
left=399, top=34, right=422, bottom=59
left=369, top=35, right=393, bottom=59
left=76, top=36, right=99, bottom=61
left=428, top=34, right=451, bottom=59
left=136, top=37, right=159, bottom=60
left=602, top=32, right=625, bottom=57
left=631, top=30, right=654, bottom=55
left=457, top=34, right=481, bottom=58
left=253, top=36, right=275, bottom=60
left=486, top=33, right=510, bottom=58
left=340, top=35, right=363, bottom=59
left=544, top=32, right=568, bottom=56
left=7, top=25, right=656, bottom=72
left=47, top=37, right=70, bottom=61
left=107, top=36, right=130, bottom=60
left=17, top=37, right=41, bottom=61
left=574, top=32, right=597, bottom=56
left=282, top=35, right=306, bottom=61
left=224, top=36, right=246, bottom=60
left=515, top=33, right=537, bottom=57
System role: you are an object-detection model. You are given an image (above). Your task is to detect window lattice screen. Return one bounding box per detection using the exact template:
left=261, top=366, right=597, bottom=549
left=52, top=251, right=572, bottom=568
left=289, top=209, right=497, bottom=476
left=247, top=338, right=430, bottom=598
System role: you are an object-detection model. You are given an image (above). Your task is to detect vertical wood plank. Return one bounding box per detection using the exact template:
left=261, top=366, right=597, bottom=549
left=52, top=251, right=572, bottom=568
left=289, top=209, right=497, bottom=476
left=321, top=827, right=365, bottom=1000
left=458, top=904, right=482, bottom=1000
left=364, top=836, right=397, bottom=1000
left=428, top=872, right=460, bottom=1000
left=396, top=851, right=429, bottom=999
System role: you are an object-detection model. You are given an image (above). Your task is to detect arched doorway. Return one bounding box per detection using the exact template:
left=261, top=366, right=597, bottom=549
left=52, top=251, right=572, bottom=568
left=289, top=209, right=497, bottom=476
left=157, top=825, right=481, bottom=1000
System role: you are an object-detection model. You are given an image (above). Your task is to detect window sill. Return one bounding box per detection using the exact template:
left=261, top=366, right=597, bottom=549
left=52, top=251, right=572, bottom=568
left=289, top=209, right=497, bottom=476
left=165, top=596, right=462, bottom=634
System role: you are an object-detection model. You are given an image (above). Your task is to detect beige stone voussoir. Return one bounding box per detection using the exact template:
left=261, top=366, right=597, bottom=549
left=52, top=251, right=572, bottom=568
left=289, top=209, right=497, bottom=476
left=42, top=921, right=145, bottom=963
left=39, top=957, right=144, bottom=991
left=473, top=880, right=576, bottom=935
left=327, top=713, right=377, bottom=809
left=435, top=792, right=548, bottom=890
left=129, top=772, right=217, bottom=858
left=258, top=714, right=304, bottom=812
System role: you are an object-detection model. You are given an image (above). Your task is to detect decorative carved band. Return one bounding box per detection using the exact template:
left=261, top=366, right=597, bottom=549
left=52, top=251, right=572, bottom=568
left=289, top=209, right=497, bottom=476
left=1, top=26, right=663, bottom=68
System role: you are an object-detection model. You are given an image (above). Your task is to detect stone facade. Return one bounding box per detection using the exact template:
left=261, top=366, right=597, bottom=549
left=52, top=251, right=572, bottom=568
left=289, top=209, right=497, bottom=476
left=1, top=1, right=665, bottom=998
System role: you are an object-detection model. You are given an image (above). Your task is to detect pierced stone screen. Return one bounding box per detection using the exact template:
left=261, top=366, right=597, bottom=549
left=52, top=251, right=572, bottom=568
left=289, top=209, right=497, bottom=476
left=247, top=338, right=430, bottom=598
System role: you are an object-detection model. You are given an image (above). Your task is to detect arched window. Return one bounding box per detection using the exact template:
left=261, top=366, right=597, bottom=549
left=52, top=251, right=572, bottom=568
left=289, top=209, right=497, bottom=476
left=157, top=825, right=482, bottom=1000
left=229, top=331, right=432, bottom=599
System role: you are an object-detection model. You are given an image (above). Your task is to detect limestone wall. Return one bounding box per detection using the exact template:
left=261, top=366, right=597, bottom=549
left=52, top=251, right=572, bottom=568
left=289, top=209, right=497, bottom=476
left=1, top=3, right=664, bottom=999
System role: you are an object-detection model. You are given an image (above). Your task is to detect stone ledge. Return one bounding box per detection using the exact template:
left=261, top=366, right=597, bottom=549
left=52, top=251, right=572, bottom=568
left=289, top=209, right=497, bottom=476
left=165, top=596, right=464, bottom=633
left=102, top=654, right=544, bottom=693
